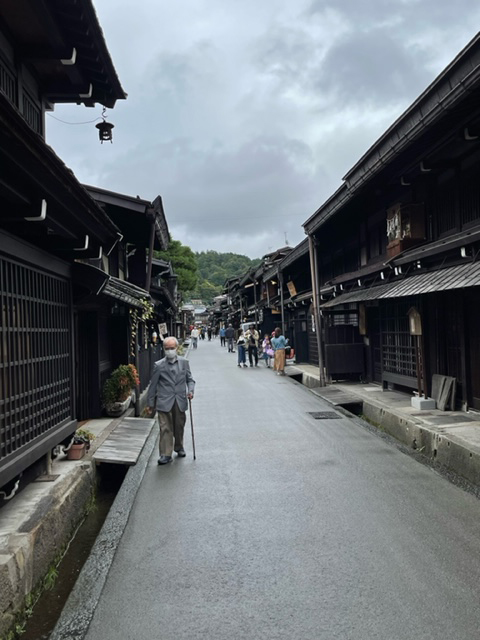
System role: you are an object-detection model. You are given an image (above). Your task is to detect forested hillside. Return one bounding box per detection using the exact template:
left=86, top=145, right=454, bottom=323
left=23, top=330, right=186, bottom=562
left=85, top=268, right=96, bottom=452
left=191, top=250, right=260, bottom=303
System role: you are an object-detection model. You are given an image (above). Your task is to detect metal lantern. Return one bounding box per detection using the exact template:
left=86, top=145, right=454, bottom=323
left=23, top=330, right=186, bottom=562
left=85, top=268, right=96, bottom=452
left=96, top=120, right=114, bottom=143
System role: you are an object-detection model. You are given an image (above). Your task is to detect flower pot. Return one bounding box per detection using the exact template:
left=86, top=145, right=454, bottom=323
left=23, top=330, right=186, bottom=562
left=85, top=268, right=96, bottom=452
left=105, top=395, right=132, bottom=417
left=67, top=443, right=86, bottom=460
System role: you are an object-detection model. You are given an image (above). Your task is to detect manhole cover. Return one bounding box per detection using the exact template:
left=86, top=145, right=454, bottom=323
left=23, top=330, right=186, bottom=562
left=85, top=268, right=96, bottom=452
left=308, top=411, right=342, bottom=420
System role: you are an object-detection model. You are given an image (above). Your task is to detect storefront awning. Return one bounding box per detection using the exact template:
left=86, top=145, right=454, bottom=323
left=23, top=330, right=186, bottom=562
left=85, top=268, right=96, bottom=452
left=321, top=261, right=480, bottom=308
left=151, top=283, right=177, bottom=312
left=103, top=277, right=149, bottom=309
left=73, top=262, right=149, bottom=308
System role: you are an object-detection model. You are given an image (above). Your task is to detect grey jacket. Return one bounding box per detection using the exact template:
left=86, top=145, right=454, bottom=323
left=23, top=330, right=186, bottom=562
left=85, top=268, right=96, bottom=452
left=146, top=356, right=195, bottom=412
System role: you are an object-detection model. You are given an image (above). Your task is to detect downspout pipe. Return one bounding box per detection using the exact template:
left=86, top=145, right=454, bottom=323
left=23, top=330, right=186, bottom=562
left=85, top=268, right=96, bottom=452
left=308, top=235, right=326, bottom=386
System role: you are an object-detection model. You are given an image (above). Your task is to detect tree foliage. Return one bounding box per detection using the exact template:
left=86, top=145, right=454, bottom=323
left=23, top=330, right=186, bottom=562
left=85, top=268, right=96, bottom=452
left=155, top=238, right=198, bottom=295
left=191, top=251, right=260, bottom=303
left=154, top=244, right=260, bottom=304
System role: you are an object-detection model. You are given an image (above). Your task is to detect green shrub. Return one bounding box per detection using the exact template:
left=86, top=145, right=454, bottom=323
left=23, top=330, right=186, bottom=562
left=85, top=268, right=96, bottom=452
left=102, top=364, right=139, bottom=406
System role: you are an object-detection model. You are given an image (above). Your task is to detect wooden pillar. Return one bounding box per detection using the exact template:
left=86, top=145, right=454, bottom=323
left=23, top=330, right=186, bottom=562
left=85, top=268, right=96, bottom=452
left=278, top=268, right=285, bottom=335
left=145, top=215, right=155, bottom=292
left=308, top=235, right=326, bottom=386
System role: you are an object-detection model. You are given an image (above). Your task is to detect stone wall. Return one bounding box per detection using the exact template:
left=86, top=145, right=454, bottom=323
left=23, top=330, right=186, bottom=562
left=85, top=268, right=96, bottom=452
left=0, top=462, right=96, bottom=638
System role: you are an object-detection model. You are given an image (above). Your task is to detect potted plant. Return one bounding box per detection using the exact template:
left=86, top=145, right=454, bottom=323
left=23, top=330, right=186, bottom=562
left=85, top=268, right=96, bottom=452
left=67, top=428, right=96, bottom=460
left=103, top=364, right=140, bottom=417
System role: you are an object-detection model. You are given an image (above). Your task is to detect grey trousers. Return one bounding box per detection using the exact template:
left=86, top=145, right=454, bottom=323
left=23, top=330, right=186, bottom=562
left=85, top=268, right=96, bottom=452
left=157, top=401, right=186, bottom=457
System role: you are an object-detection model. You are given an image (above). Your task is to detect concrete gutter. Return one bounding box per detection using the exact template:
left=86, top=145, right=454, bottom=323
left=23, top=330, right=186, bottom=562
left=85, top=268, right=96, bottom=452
left=0, top=460, right=96, bottom=638
left=0, top=414, right=131, bottom=638
left=345, top=387, right=480, bottom=486
left=49, top=422, right=157, bottom=640
left=286, top=364, right=322, bottom=389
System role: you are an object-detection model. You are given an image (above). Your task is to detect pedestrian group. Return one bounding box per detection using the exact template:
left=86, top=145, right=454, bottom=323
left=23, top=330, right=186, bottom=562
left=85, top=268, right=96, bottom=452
left=220, top=322, right=288, bottom=375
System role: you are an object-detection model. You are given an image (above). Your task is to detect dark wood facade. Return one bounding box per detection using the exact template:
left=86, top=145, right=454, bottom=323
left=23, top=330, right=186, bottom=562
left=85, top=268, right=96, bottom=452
left=0, top=0, right=126, bottom=490
left=269, top=240, right=316, bottom=365
left=84, top=187, right=173, bottom=395
left=0, top=233, right=76, bottom=487
left=304, top=33, right=480, bottom=407
left=219, top=244, right=319, bottom=365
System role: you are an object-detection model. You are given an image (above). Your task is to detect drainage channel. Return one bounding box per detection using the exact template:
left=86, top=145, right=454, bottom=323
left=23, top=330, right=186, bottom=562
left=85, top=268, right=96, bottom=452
left=20, top=465, right=127, bottom=640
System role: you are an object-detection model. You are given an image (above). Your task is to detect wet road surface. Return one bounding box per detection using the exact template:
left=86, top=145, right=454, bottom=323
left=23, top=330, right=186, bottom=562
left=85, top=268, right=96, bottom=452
left=84, top=339, right=480, bottom=640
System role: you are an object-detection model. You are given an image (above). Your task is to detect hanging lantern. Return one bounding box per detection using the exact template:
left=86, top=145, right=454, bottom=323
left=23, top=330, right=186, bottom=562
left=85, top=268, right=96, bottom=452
left=96, top=107, right=114, bottom=143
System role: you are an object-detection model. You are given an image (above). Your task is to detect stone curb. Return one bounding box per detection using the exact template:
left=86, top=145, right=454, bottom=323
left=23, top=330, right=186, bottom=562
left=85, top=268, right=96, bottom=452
left=309, top=385, right=480, bottom=487
left=360, top=396, right=480, bottom=486
left=49, top=425, right=158, bottom=640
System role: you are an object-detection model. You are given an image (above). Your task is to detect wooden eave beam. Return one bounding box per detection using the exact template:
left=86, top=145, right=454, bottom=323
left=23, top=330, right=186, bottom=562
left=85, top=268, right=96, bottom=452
left=25, top=0, right=67, bottom=51
left=43, top=81, right=93, bottom=100
left=463, top=123, right=480, bottom=139
left=0, top=138, right=116, bottom=245
left=19, top=45, right=76, bottom=63
left=52, top=3, right=126, bottom=106
left=0, top=179, right=31, bottom=206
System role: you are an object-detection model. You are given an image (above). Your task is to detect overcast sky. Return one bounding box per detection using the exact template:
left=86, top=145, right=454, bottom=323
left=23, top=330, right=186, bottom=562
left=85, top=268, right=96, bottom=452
left=47, top=1, right=480, bottom=258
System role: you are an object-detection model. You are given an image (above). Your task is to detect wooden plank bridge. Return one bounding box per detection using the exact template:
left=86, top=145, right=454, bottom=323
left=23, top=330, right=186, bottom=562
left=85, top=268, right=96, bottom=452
left=93, top=417, right=156, bottom=465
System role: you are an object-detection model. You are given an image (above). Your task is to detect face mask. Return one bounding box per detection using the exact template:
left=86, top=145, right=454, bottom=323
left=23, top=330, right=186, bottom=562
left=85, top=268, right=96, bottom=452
left=165, top=349, right=177, bottom=360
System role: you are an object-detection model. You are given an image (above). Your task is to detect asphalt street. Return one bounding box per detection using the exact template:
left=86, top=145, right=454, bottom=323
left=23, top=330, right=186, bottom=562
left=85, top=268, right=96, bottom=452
left=84, top=339, right=480, bottom=640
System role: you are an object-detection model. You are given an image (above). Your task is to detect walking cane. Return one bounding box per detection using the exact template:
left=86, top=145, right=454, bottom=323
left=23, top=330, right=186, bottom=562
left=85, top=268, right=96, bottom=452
left=189, top=398, right=196, bottom=460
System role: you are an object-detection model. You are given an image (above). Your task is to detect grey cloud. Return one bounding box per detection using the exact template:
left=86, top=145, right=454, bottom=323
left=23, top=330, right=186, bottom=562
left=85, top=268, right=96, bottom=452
left=45, top=0, right=480, bottom=258
left=96, top=134, right=326, bottom=246
left=253, top=19, right=432, bottom=111
left=308, top=0, right=480, bottom=29
left=314, top=29, right=432, bottom=106
left=253, top=25, right=315, bottom=87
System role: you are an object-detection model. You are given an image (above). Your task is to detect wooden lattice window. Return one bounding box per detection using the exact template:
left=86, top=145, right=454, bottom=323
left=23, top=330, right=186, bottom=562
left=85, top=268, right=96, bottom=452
left=381, top=300, right=417, bottom=379
left=0, top=257, right=72, bottom=461
left=435, top=170, right=457, bottom=237
left=459, top=162, right=480, bottom=227
left=0, top=56, right=16, bottom=104
left=22, top=91, right=42, bottom=135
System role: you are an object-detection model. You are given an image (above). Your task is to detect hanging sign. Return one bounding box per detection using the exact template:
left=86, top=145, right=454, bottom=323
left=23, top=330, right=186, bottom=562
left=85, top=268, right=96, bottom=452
left=407, top=307, right=422, bottom=336
left=159, top=322, right=168, bottom=336
left=287, top=281, right=297, bottom=297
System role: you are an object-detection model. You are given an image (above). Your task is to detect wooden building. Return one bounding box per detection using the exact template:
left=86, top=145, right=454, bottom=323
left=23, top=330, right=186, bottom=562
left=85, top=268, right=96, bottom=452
left=304, top=33, right=480, bottom=408
left=265, top=239, right=316, bottom=365
left=224, top=248, right=292, bottom=333
left=84, top=187, right=175, bottom=398
left=0, top=0, right=126, bottom=490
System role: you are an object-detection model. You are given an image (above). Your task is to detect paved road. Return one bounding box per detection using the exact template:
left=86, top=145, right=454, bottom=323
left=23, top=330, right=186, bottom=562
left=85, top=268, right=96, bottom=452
left=85, top=340, right=480, bottom=640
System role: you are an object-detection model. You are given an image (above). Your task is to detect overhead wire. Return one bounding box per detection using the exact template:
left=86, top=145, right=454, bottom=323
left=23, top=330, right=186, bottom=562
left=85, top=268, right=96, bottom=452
left=47, top=113, right=103, bottom=125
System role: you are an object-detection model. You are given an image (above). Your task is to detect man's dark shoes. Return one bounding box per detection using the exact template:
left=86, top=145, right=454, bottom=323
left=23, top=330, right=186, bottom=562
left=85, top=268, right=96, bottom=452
left=157, top=455, right=172, bottom=465
left=175, top=449, right=186, bottom=458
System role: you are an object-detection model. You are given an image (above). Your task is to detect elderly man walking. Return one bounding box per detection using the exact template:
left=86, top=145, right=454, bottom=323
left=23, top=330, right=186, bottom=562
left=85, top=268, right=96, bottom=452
left=147, top=337, right=195, bottom=465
